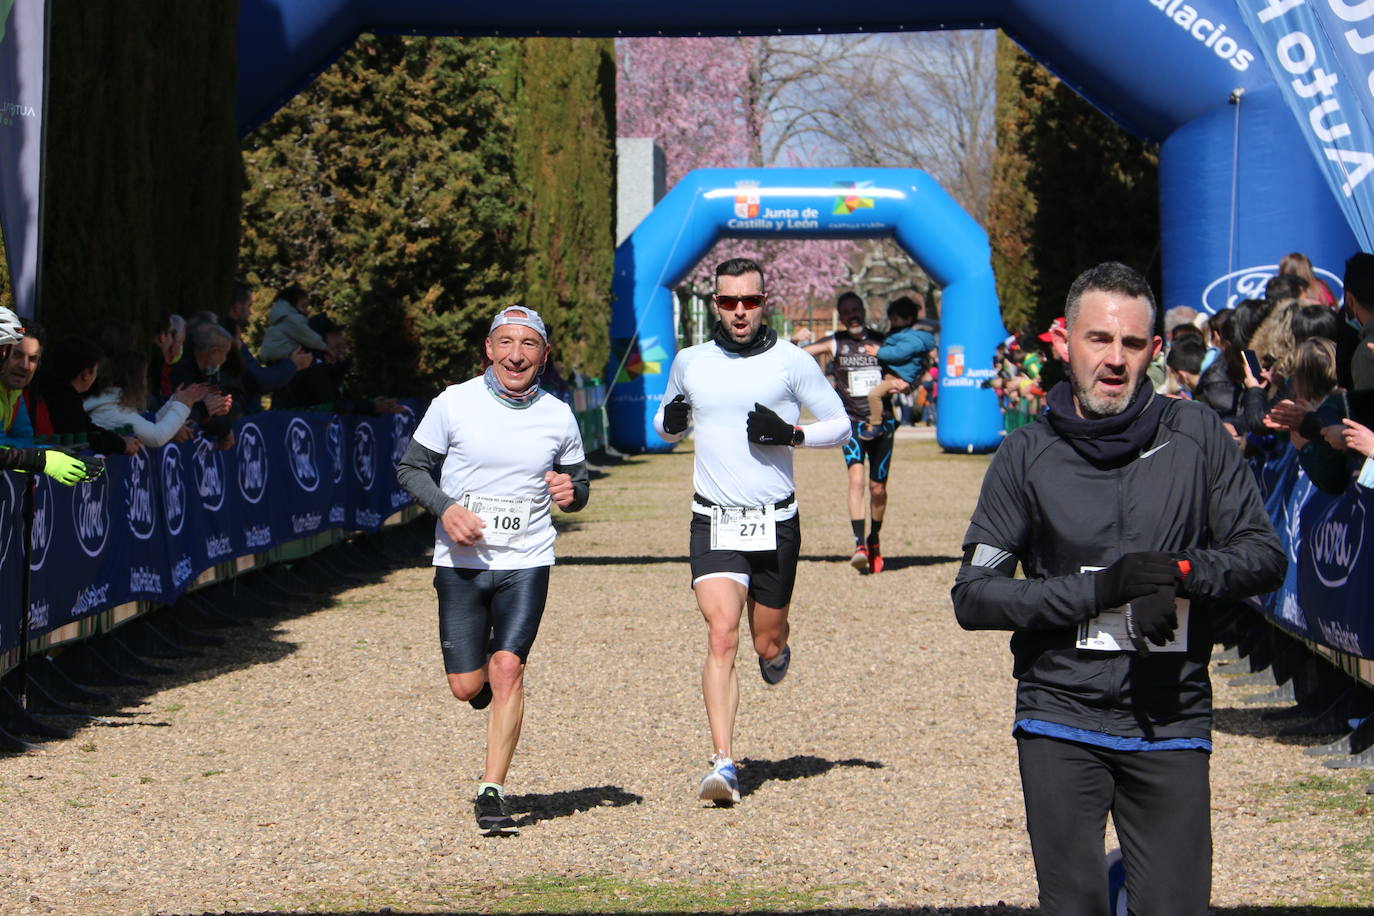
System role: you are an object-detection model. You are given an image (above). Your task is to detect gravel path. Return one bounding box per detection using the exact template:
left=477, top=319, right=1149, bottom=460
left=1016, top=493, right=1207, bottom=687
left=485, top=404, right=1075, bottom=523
left=3, top=429, right=1369, bottom=915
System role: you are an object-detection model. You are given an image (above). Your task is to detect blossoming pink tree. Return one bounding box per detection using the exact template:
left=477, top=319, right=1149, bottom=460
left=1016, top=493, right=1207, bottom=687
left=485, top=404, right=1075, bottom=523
left=616, top=36, right=858, bottom=325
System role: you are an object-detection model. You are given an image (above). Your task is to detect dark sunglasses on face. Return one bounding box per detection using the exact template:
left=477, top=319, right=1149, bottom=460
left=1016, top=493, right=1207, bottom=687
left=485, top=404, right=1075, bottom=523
left=714, top=294, right=766, bottom=310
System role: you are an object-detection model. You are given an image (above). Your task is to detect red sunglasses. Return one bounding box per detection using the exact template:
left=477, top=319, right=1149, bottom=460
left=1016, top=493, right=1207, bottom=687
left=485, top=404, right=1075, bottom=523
left=714, top=294, right=766, bottom=310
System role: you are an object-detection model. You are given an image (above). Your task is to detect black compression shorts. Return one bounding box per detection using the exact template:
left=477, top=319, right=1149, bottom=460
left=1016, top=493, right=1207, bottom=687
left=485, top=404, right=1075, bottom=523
left=841, top=418, right=895, bottom=482
left=433, top=565, right=550, bottom=674
left=688, top=512, right=801, bottom=609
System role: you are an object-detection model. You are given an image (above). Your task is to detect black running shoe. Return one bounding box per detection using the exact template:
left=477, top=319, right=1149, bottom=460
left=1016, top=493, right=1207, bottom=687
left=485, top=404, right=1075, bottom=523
left=469, top=681, right=492, bottom=710
left=474, top=786, right=518, bottom=836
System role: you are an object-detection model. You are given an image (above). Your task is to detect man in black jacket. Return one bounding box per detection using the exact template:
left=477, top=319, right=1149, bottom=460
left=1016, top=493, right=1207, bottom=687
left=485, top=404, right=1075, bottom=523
left=951, top=262, right=1285, bottom=914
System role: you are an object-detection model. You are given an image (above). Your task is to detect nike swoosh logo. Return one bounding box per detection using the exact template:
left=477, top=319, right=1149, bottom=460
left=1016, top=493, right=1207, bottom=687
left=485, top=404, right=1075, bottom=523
left=1139, top=441, right=1172, bottom=459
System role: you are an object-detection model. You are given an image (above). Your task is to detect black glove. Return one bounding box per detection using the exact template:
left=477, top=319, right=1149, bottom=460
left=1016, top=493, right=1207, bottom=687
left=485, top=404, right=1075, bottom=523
left=1094, top=551, right=1179, bottom=609
left=746, top=402, right=794, bottom=445
left=662, top=394, right=690, bottom=435
left=1122, top=585, right=1180, bottom=654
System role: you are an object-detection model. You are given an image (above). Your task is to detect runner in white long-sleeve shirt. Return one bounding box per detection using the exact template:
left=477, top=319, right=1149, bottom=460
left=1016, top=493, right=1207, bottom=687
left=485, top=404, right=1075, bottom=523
left=654, top=257, right=851, bottom=806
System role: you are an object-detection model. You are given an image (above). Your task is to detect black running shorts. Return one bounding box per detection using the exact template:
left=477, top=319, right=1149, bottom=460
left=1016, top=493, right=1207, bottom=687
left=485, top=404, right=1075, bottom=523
left=688, top=512, right=801, bottom=609
left=433, top=565, right=550, bottom=674
left=841, top=419, right=895, bottom=482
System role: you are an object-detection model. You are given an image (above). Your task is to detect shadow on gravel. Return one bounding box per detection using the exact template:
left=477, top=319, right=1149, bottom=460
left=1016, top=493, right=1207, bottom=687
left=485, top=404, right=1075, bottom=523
left=1212, top=706, right=1347, bottom=745
left=186, top=907, right=1374, bottom=916
left=508, top=784, right=643, bottom=826
left=556, top=554, right=959, bottom=567
left=735, top=754, right=883, bottom=799
left=1, top=518, right=436, bottom=752
left=863, top=554, right=961, bottom=572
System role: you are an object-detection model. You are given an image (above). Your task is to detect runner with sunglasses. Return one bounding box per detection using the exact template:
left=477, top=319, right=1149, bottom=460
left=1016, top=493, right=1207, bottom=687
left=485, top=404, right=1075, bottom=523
left=654, top=258, right=850, bottom=806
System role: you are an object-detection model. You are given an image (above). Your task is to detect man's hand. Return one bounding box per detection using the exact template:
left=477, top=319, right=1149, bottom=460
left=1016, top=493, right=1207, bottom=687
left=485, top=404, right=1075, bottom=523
left=1094, top=551, right=1180, bottom=609
left=746, top=402, right=794, bottom=445
left=662, top=394, right=690, bottom=435
left=545, top=470, right=574, bottom=509
left=441, top=502, right=486, bottom=546
left=121, top=435, right=139, bottom=456
left=888, top=377, right=911, bottom=393
left=171, top=424, right=195, bottom=444
left=1122, top=585, right=1180, bottom=654
left=42, top=450, right=91, bottom=486
left=290, top=347, right=314, bottom=371
left=862, top=342, right=880, bottom=357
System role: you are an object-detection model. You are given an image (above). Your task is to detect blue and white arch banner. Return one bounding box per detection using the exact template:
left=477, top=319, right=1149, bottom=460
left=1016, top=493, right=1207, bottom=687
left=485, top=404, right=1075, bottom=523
left=0, top=404, right=420, bottom=652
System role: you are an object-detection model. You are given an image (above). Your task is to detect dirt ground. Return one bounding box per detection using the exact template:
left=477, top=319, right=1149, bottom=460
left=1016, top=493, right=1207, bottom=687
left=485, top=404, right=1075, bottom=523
left=2, top=428, right=1370, bottom=915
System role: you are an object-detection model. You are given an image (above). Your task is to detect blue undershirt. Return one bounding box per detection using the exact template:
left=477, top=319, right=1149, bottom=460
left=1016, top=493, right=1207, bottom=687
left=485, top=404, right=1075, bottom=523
left=1015, top=718, right=1212, bottom=752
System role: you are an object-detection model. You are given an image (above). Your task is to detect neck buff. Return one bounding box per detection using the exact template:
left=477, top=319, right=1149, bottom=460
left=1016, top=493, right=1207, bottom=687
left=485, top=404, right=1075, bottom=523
left=1044, top=380, right=1165, bottom=465
left=483, top=365, right=541, bottom=409
left=712, top=320, right=778, bottom=357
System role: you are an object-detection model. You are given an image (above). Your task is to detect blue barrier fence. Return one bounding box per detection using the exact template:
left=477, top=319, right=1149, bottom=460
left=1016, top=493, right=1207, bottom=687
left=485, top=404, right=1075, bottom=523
left=1250, top=444, right=1372, bottom=673
left=0, top=404, right=420, bottom=656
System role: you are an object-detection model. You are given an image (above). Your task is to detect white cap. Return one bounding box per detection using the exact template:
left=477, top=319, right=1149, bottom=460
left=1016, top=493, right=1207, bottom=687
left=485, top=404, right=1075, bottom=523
left=488, top=306, right=547, bottom=342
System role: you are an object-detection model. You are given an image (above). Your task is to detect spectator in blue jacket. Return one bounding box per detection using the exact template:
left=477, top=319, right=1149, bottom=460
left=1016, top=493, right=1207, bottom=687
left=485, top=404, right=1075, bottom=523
left=858, top=295, right=937, bottom=439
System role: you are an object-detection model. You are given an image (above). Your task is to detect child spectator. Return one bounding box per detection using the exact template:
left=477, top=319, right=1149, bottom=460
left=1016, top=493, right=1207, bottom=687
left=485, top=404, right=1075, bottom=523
left=857, top=295, right=937, bottom=439
left=259, top=284, right=327, bottom=362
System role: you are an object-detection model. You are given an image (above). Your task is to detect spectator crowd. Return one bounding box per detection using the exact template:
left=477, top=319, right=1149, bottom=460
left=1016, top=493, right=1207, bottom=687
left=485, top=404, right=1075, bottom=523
left=985, top=251, right=1374, bottom=492
left=0, top=282, right=405, bottom=457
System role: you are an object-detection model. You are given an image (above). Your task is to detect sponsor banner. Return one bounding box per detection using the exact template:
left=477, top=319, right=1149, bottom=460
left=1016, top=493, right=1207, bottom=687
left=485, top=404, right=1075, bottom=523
left=0, top=0, right=48, bottom=319
left=1, top=405, right=420, bottom=639
left=1238, top=1, right=1374, bottom=250
left=1250, top=443, right=1373, bottom=659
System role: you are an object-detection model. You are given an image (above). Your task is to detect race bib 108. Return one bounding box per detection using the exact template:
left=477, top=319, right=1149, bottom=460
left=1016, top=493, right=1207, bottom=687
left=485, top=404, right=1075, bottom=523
left=462, top=492, right=533, bottom=547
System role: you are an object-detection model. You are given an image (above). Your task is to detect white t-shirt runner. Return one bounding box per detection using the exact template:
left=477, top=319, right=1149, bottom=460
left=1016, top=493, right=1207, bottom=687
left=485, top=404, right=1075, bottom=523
left=656, top=339, right=846, bottom=521
left=411, top=376, right=585, bottom=569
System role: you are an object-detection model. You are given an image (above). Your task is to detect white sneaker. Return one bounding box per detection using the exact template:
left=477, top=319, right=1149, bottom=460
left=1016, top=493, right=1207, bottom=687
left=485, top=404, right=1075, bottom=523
left=697, top=753, right=740, bottom=806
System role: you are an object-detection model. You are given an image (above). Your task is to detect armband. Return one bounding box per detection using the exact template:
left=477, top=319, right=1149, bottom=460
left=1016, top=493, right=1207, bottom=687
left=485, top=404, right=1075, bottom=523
left=962, top=543, right=1018, bottom=577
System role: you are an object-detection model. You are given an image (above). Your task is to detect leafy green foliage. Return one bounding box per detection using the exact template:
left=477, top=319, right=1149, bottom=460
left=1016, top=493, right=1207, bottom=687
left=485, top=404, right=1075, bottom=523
left=239, top=35, right=522, bottom=397
left=989, top=36, right=1160, bottom=337
left=239, top=34, right=615, bottom=397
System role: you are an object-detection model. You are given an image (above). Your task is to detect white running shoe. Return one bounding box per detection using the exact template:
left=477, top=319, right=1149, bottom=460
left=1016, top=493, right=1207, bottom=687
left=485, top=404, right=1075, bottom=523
left=697, top=753, right=740, bottom=806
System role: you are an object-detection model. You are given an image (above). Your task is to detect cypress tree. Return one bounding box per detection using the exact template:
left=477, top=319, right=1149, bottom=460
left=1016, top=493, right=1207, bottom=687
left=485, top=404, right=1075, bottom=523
left=989, top=36, right=1160, bottom=336
left=510, top=38, right=615, bottom=379
left=24, top=1, right=239, bottom=331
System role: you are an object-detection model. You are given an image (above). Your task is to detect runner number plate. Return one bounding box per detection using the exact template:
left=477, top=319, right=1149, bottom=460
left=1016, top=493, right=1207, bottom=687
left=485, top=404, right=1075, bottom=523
left=461, top=492, right=532, bottom=547
left=710, top=504, right=777, bottom=552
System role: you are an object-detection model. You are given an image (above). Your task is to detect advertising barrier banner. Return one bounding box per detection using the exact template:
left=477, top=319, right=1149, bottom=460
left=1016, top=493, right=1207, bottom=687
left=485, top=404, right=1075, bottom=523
left=0, top=406, right=418, bottom=647
left=1249, top=441, right=1372, bottom=660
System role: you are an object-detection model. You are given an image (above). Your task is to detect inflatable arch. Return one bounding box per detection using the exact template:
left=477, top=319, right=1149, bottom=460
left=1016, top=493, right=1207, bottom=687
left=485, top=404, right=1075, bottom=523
left=235, top=0, right=1360, bottom=439
left=608, top=168, right=1003, bottom=452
